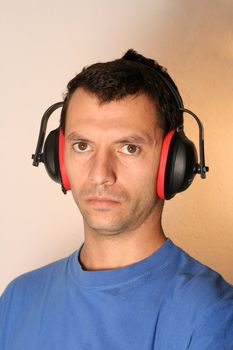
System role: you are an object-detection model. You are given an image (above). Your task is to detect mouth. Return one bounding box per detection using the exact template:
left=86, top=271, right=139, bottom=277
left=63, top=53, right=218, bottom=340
left=86, top=196, right=121, bottom=208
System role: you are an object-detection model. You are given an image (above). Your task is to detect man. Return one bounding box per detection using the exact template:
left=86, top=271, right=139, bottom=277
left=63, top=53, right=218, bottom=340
left=0, top=50, right=233, bottom=349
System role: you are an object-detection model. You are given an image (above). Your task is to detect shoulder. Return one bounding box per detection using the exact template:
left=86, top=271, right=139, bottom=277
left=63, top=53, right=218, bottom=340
left=174, top=247, right=233, bottom=303
left=0, top=251, right=77, bottom=310
left=177, top=251, right=233, bottom=348
left=163, top=242, right=233, bottom=325
left=156, top=242, right=233, bottom=346
left=166, top=244, right=233, bottom=308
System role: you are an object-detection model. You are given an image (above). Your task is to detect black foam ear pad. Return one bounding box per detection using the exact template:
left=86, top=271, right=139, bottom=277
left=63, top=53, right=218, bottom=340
left=43, top=128, right=61, bottom=184
left=164, top=130, right=197, bottom=199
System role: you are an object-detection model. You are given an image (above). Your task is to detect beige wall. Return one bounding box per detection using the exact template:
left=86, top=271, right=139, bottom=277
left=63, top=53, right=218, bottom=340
left=1, top=0, right=233, bottom=294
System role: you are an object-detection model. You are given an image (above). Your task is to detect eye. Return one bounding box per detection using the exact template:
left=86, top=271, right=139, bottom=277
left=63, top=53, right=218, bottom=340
left=73, top=142, right=91, bottom=153
left=120, top=144, right=140, bottom=155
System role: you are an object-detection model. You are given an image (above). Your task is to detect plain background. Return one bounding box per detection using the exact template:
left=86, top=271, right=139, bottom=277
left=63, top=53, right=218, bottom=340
left=1, top=0, right=233, bottom=294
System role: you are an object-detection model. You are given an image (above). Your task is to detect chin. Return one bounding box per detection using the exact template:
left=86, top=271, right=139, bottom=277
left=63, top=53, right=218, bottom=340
left=84, top=215, right=130, bottom=236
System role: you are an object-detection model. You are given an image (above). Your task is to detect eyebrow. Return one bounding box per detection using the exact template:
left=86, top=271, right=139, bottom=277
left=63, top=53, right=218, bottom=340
left=115, top=134, right=153, bottom=144
left=66, top=132, right=153, bottom=144
left=66, top=132, right=90, bottom=142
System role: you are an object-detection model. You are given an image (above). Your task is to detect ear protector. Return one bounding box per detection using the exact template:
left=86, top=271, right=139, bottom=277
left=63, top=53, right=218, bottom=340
left=32, top=75, right=209, bottom=200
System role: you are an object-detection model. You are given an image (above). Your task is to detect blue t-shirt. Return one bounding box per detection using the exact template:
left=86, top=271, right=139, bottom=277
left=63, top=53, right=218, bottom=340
left=0, top=239, right=233, bottom=349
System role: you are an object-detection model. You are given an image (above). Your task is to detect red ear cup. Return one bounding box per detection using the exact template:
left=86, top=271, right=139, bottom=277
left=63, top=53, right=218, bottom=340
left=43, top=128, right=70, bottom=193
left=157, top=130, right=175, bottom=200
left=58, top=129, right=70, bottom=192
left=157, top=129, right=198, bottom=200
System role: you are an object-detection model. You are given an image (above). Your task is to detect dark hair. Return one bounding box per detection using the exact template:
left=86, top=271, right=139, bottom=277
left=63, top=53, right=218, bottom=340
left=60, top=49, right=183, bottom=133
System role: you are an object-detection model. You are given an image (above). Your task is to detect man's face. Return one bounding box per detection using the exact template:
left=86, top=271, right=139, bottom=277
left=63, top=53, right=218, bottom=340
left=64, top=88, right=164, bottom=236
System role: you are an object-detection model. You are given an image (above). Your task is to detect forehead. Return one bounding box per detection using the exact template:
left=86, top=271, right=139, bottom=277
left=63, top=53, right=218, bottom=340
left=65, top=88, right=161, bottom=136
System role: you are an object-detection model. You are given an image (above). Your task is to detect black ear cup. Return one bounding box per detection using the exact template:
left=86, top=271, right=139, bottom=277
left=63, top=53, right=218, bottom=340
left=164, top=130, right=197, bottom=199
left=43, top=128, right=61, bottom=184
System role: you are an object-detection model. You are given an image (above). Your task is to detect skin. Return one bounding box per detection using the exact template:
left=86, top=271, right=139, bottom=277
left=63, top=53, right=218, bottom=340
left=64, top=88, right=166, bottom=271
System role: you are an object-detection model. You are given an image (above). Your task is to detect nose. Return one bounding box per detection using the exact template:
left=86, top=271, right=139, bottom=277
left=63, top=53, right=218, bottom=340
left=88, top=149, right=117, bottom=187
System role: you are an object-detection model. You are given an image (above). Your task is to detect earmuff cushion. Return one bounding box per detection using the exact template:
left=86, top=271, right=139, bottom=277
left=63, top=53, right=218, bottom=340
left=59, top=129, right=71, bottom=192
left=157, top=130, right=176, bottom=200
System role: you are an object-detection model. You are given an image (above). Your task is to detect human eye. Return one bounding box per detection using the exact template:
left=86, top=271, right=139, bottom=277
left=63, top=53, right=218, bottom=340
left=120, top=144, right=140, bottom=155
left=73, top=141, right=91, bottom=153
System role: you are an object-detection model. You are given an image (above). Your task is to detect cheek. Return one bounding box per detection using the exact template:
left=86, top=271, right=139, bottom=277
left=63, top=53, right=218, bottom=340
left=136, top=152, right=161, bottom=182
left=64, top=144, right=70, bottom=174
left=64, top=147, right=82, bottom=190
left=122, top=162, right=159, bottom=198
left=132, top=157, right=161, bottom=197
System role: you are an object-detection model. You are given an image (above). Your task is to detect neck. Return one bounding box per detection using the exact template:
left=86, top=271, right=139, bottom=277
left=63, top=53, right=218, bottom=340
left=79, top=218, right=166, bottom=271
